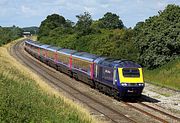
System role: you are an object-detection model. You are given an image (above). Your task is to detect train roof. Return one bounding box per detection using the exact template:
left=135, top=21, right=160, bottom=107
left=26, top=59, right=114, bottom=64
left=25, top=40, right=43, bottom=47
left=114, top=60, right=141, bottom=68
left=33, top=42, right=43, bottom=45
left=40, top=44, right=51, bottom=49
left=58, top=48, right=77, bottom=55
left=95, top=57, right=141, bottom=68
left=72, top=52, right=99, bottom=62
left=25, top=40, right=141, bottom=68
left=46, top=46, right=62, bottom=51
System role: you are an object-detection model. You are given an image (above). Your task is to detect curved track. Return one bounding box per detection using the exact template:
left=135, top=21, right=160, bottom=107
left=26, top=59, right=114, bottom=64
left=10, top=40, right=180, bottom=123
left=11, top=42, right=137, bottom=123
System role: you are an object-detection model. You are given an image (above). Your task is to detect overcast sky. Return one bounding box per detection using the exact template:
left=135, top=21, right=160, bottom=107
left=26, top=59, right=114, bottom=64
left=0, top=0, right=179, bottom=28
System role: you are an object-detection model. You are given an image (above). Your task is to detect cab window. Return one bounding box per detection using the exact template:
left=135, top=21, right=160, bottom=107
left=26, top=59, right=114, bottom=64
left=122, top=68, right=140, bottom=77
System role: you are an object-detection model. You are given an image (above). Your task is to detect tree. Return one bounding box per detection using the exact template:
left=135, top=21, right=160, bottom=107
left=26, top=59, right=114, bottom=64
left=45, top=14, right=66, bottom=29
left=65, top=19, right=75, bottom=27
left=38, top=14, right=66, bottom=38
left=75, top=12, right=93, bottom=36
left=0, top=26, right=22, bottom=46
left=133, top=4, right=180, bottom=69
left=98, top=12, right=124, bottom=29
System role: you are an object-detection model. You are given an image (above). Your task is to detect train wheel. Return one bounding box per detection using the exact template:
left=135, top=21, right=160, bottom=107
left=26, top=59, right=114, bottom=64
left=68, top=70, right=73, bottom=78
left=89, top=80, right=95, bottom=89
left=57, top=67, right=62, bottom=73
left=55, top=65, right=58, bottom=71
left=73, top=73, right=78, bottom=80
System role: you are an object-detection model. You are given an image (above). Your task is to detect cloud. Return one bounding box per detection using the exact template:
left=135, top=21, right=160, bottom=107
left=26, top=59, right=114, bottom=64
left=21, top=5, right=38, bottom=17
left=0, top=0, right=179, bottom=27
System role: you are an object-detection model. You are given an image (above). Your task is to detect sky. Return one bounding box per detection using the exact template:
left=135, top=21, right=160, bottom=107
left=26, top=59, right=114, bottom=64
left=0, top=0, right=179, bottom=28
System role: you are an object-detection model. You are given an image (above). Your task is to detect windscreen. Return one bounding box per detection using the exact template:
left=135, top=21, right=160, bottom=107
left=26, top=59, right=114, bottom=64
left=122, top=68, right=140, bottom=77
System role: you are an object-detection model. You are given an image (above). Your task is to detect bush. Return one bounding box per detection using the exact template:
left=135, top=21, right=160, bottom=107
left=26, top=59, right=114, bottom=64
left=134, top=4, right=180, bottom=69
left=0, top=26, right=22, bottom=46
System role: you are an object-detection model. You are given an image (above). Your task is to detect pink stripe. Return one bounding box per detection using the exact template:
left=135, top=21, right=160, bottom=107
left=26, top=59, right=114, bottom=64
left=90, top=63, right=94, bottom=79
left=69, top=55, right=72, bottom=70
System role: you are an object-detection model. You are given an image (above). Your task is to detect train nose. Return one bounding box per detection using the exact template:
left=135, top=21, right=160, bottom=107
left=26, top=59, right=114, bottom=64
left=119, top=84, right=144, bottom=97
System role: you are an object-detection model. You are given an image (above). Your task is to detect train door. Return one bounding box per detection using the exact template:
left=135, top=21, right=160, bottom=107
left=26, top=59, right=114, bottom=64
left=94, top=64, right=102, bottom=82
left=101, top=66, right=114, bottom=86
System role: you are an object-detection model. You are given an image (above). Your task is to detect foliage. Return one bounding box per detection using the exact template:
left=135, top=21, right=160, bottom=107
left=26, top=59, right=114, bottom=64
left=38, top=4, right=180, bottom=70
left=38, top=12, right=136, bottom=61
left=98, top=12, right=124, bottom=29
left=38, top=14, right=68, bottom=38
left=75, top=12, right=93, bottom=36
left=134, top=4, right=180, bottom=69
left=86, top=29, right=137, bottom=61
left=22, top=26, right=39, bottom=35
left=0, top=26, right=22, bottom=46
left=38, top=14, right=74, bottom=41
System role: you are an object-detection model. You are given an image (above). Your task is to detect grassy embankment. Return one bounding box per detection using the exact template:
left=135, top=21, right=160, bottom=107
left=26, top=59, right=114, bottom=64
left=0, top=38, right=96, bottom=123
left=144, top=59, right=180, bottom=91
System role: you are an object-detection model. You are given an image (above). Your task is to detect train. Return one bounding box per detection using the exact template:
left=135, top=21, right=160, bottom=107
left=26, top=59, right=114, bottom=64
left=24, top=39, right=145, bottom=98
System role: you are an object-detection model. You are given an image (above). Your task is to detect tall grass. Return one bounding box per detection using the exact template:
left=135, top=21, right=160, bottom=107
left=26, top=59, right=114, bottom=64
left=144, top=59, right=180, bottom=90
left=0, top=71, right=93, bottom=123
left=0, top=39, right=96, bottom=123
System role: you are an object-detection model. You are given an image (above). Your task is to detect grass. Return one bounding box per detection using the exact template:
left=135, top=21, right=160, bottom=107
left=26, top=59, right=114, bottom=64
left=29, top=35, right=38, bottom=41
left=144, top=58, right=180, bottom=91
left=0, top=38, right=97, bottom=123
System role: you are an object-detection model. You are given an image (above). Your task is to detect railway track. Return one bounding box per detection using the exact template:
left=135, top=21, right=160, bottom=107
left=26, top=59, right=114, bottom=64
left=11, top=41, right=137, bottom=123
left=10, top=40, right=180, bottom=123
left=137, top=101, right=180, bottom=121
left=122, top=101, right=180, bottom=123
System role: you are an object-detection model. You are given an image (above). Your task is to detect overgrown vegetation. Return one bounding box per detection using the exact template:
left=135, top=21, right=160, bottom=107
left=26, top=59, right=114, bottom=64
left=38, top=12, right=137, bottom=61
left=0, top=40, right=93, bottom=123
left=0, top=26, right=22, bottom=46
left=144, top=58, right=180, bottom=90
left=38, top=4, right=180, bottom=69
left=134, top=4, right=180, bottom=69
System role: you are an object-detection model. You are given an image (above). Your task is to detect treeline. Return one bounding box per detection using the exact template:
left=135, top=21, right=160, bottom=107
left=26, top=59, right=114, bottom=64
left=22, top=26, right=39, bottom=35
left=38, top=4, right=180, bottom=69
left=38, top=13, right=138, bottom=62
left=0, top=26, right=22, bottom=46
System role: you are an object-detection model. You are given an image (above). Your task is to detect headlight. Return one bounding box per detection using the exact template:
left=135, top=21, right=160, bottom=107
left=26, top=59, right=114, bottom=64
left=121, top=83, right=128, bottom=86
left=138, top=83, right=144, bottom=86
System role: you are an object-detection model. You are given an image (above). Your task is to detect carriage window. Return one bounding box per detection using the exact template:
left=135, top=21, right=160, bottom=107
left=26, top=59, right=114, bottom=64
left=57, top=53, right=69, bottom=65
left=47, top=50, right=54, bottom=59
left=72, top=58, right=90, bottom=73
left=123, top=68, right=140, bottom=77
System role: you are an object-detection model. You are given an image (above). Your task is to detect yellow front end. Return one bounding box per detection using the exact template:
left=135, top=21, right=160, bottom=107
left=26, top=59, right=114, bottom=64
left=118, top=68, right=144, bottom=83
left=117, top=68, right=144, bottom=97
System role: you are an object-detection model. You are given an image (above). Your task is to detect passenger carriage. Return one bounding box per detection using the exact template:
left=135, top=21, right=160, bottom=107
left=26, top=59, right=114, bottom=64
left=56, top=49, right=77, bottom=76
left=71, top=52, right=98, bottom=87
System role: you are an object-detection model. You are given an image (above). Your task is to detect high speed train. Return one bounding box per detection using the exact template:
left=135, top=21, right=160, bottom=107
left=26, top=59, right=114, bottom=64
left=24, top=40, right=145, bottom=98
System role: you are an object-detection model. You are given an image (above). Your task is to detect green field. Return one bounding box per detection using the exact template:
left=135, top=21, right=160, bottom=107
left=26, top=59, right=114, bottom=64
left=0, top=41, right=94, bottom=123
left=144, top=59, right=180, bottom=90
